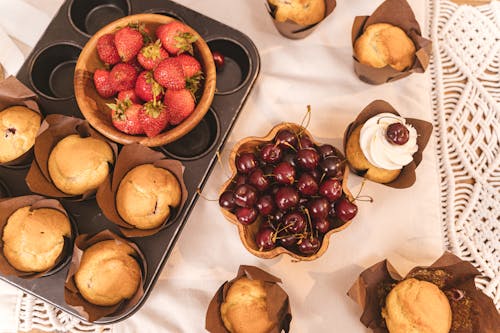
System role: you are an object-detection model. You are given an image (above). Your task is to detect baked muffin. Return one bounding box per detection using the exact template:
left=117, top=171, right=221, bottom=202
left=0, top=106, right=41, bottom=163
left=116, top=164, right=181, bottom=230
left=220, top=277, right=275, bottom=333
left=2, top=206, right=71, bottom=272
left=269, top=0, right=325, bottom=26
left=346, top=112, right=418, bottom=183
left=74, top=239, right=141, bottom=306
left=382, top=278, right=452, bottom=333
left=48, top=134, right=114, bottom=195
left=354, top=23, right=416, bottom=71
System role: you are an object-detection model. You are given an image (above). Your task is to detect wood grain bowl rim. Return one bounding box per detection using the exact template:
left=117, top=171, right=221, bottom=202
left=220, top=122, right=355, bottom=261
left=74, top=13, right=216, bottom=147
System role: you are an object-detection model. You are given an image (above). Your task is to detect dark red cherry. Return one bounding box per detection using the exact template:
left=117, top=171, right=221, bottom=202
left=386, top=123, right=410, bottom=145
left=234, top=184, right=258, bottom=208
left=256, top=195, right=275, bottom=216
left=248, top=168, right=270, bottom=192
left=309, top=168, right=321, bottom=181
left=314, top=218, right=331, bottom=234
left=284, top=211, right=306, bottom=234
left=299, top=136, right=314, bottom=149
left=236, top=152, right=258, bottom=174
left=320, top=156, right=345, bottom=179
left=233, top=174, right=247, bottom=187
left=275, top=186, right=299, bottom=211
left=255, top=228, right=276, bottom=251
left=334, top=197, right=358, bottom=222
left=275, top=129, right=298, bottom=150
left=271, top=210, right=285, bottom=223
left=296, top=148, right=320, bottom=170
left=298, top=236, right=321, bottom=255
left=319, top=178, right=342, bottom=202
left=317, top=144, right=336, bottom=159
left=282, top=152, right=297, bottom=168
left=260, top=143, right=283, bottom=164
left=236, top=207, right=258, bottom=225
left=219, top=191, right=236, bottom=210
left=274, top=162, right=296, bottom=185
left=308, top=197, right=329, bottom=221
left=278, top=231, right=298, bottom=247
left=297, top=173, right=319, bottom=196
left=212, top=51, right=225, bottom=71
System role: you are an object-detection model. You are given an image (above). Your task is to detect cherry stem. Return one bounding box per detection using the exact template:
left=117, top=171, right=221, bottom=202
left=281, top=141, right=297, bottom=152
left=354, top=179, right=374, bottom=203
left=298, top=105, right=312, bottom=136
left=376, top=115, right=403, bottom=125
left=196, top=188, right=218, bottom=202
left=302, top=207, right=313, bottom=235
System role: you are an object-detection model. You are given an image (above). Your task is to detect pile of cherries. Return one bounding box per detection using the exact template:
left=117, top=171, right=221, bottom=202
left=219, top=127, right=358, bottom=256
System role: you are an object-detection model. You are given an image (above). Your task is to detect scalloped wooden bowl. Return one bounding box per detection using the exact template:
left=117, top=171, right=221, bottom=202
left=74, top=14, right=216, bottom=147
left=220, top=122, right=355, bottom=261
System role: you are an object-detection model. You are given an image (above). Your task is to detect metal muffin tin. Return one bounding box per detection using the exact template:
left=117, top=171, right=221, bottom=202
left=0, top=0, right=260, bottom=324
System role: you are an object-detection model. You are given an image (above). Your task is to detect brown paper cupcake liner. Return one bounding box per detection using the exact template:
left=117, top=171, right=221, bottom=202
left=25, top=114, right=118, bottom=201
left=266, top=0, right=336, bottom=39
left=0, top=76, right=43, bottom=167
left=348, top=252, right=500, bottom=333
left=351, top=0, right=432, bottom=85
left=343, top=100, right=433, bottom=189
left=64, top=229, right=147, bottom=322
left=0, top=179, right=10, bottom=199
left=206, top=265, right=292, bottom=333
left=96, top=143, right=188, bottom=238
left=0, top=195, right=75, bottom=278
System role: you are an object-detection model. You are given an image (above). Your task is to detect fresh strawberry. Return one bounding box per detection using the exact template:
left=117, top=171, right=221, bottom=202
left=137, top=40, right=169, bottom=70
left=135, top=71, right=164, bottom=102
left=96, top=34, right=120, bottom=65
left=139, top=101, right=169, bottom=137
left=126, top=57, right=143, bottom=73
left=118, top=89, right=141, bottom=104
left=109, top=63, right=138, bottom=91
left=156, top=21, right=198, bottom=55
left=93, top=69, right=116, bottom=98
left=153, top=58, right=185, bottom=90
left=177, top=54, right=203, bottom=94
left=114, top=26, right=144, bottom=62
left=164, top=89, right=195, bottom=125
left=107, top=99, right=144, bottom=135
left=176, top=54, right=202, bottom=77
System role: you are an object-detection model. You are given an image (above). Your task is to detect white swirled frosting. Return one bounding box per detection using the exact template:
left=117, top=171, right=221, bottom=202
left=359, top=113, right=418, bottom=170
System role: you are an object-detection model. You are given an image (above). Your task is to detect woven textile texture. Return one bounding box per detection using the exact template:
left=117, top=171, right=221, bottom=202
left=429, top=0, right=500, bottom=307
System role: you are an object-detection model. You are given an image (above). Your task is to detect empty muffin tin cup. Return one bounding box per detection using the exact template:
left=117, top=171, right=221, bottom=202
left=29, top=43, right=82, bottom=100
left=163, top=108, right=220, bottom=160
left=69, top=0, right=131, bottom=37
left=142, top=8, right=185, bottom=22
left=207, top=38, right=251, bottom=95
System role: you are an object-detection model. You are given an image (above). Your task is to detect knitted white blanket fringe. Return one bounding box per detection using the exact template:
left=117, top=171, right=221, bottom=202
left=16, top=0, right=500, bottom=331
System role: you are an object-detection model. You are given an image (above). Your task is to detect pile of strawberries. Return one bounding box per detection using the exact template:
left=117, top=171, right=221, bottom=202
left=93, top=21, right=203, bottom=137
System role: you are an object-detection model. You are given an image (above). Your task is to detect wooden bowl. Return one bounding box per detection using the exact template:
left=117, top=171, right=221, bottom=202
left=74, top=14, right=216, bottom=147
left=220, top=123, right=355, bottom=261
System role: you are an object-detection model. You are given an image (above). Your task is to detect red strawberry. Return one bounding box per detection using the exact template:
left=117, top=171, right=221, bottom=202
left=109, top=63, right=138, bottom=91
left=153, top=58, right=185, bottom=90
left=107, top=99, right=144, bottom=135
left=93, top=69, right=116, bottom=98
left=139, top=101, right=169, bottom=137
left=176, top=54, right=202, bottom=77
left=135, top=71, right=164, bottom=102
left=137, top=40, right=169, bottom=70
left=126, top=57, right=143, bottom=73
left=96, top=34, right=120, bottom=65
left=164, top=89, right=195, bottom=125
left=118, top=89, right=141, bottom=104
left=156, top=21, right=198, bottom=55
left=114, top=26, right=144, bottom=62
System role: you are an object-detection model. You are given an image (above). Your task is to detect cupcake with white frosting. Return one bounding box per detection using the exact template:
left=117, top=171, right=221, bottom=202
left=346, top=112, right=419, bottom=183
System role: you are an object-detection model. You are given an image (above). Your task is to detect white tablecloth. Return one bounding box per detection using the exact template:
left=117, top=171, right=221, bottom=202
left=0, top=1, right=443, bottom=332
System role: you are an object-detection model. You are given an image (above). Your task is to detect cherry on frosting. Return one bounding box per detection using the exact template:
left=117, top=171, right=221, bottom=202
left=386, top=122, right=410, bottom=145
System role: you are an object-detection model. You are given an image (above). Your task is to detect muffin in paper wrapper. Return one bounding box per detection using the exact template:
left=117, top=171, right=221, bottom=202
left=351, top=0, right=432, bottom=85
left=64, top=229, right=146, bottom=322
left=206, top=265, right=292, bottom=332
left=96, top=143, right=188, bottom=238
left=0, top=195, right=75, bottom=279
left=266, top=0, right=336, bottom=39
left=25, top=114, right=118, bottom=201
left=347, top=252, right=500, bottom=333
left=0, top=76, right=43, bottom=167
left=343, top=100, right=433, bottom=189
